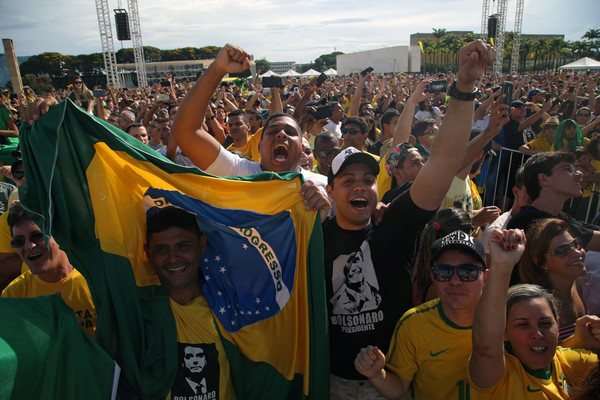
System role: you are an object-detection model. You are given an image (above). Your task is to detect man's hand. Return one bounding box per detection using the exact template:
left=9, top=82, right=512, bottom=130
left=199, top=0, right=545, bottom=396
left=472, top=206, right=501, bottom=227
left=354, top=345, right=385, bottom=379
left=22, top=96, right=58, bottom=125
left=213, top=44, right=251, bottom=75
left=407, top=79, right=434, bottom=104
left=299, top=181, right=331, bottom=222
left=456, top=40, right=496, bottom=90
left=564, top=315, right=600, bottom=349
left=488, top=228, right=526, bottom=268
left=485, top=96, right=510, bottom=136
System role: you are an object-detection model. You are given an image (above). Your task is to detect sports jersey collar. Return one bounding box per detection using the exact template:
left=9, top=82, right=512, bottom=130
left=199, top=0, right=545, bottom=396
left=505, top=342, right=553, bottom=380
left=437, top=301, right=472, bottom=330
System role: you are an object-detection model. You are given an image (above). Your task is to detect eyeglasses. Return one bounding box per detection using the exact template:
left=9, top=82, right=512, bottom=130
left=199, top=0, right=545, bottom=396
left=10, top=232, right=45, bottom=249
left=578, top=113, right=591, bottom=118
left=342, top=128, right=362, bottom=135
left=431, top=263, right=484, bottom=282
left=74, top=81, right=83, bottom=84
left=12, top=171, right=24, bottom=180
left=550, top=238, right=583, bottom=257
left=315, top=147, right=341, bottom=158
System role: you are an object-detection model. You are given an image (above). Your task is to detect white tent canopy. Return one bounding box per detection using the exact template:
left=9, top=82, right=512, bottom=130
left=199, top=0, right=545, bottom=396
left=302, top=69, right=320, bottom=76
left=280, top=69, right=301, bottom=77
left=259, top=70, right=276, bottom=77
left=558, top=57, right=600, bottom=70
left=323, top=68, right=338, bottom=76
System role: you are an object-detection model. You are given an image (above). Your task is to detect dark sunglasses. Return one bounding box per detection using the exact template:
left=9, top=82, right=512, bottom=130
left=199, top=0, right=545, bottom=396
left=342, top=128, right=362, bottom=135
left=551, top=238, right=583, bottom=257
left=315, top=148, right=341, bottom=158
left=74, top=81, right=83, bottom=84
left=432, top=264, right=483, bottom=282
left=12, top=171, right=24, bottom=180
left=11, top=232, right=45, bottom=249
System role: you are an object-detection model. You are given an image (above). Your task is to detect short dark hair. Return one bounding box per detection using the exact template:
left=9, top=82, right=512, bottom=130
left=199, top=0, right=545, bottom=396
left=261, top=112, right=301, bottom=138
left=246, top=109, right=264, bottom=121
left=342, top=116, right=368, bottom=135
left=7, top=202, right=31, bottom=236
left=228, top=109, right=249, bottom=124
left=523, top=152, right=575, bottom=201
left=125, top=123, right=144, bottom=133
left=146, top=207, right=203, bottom=244
left=156, top=118, right=170, bottom=125
left=314, top=130, right=339, bottom=150
left=411, top=118, right=436, bottom=137
left=380, top=109, right=400, bottom=127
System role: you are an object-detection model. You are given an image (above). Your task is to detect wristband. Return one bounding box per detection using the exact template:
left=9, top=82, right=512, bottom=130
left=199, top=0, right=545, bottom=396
left=206, top=115, right=216, bottom=121
left=448, top=81, right=477, bottom=101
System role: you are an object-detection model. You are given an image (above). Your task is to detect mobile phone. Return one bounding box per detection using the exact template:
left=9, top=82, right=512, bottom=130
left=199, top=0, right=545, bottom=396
left=156, top=94, right=170, bottom=102
left=292, top=86, right=300, bottom=94
left=426, top=80, right=448, bottom=93
left=313, top=104, right=332, bottom=120
left=361, top=67, right=374, bottom=77
left=316, top=73, right=327, bottom=87
left=262, top=76, right=283, bottom=88
left=93, top=90, right=106, bottom=97
left=502, top=81, right=514, bottom=106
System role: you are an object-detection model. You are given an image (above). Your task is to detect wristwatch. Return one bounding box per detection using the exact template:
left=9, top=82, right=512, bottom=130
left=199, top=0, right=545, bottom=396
left=206, top=115, right=216, bottom=121
left=448, top=81, right=477, bottom=101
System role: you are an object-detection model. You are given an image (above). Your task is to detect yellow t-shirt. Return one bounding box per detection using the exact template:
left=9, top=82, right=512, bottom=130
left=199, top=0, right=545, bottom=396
left=169, top=296, right=235, bottom=400
left=2, top=268, right=97, bottom=338
left=376, top=153, right=392, bottom=202
left=386, top=299, right=473, bottom=399
left=551, top=137, right=590, bottom=152
left=0, top=208, right=28, bottom=274
left=227, top=128, right=263, bottom=162
left=527, top=136, right=553, bottom=152
left=469, top=347, right=598, bottom=399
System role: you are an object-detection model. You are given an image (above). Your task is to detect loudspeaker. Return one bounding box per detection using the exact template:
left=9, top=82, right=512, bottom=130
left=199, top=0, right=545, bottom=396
left=114, top=9, right=131, bottom=41
left=487, top=15, right=498, bottom=39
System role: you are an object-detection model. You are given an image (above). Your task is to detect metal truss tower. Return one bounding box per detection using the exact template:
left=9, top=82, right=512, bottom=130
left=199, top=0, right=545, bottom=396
left=126, top=0, right=147, bottom=88
left=480, top=0, right=491, bottom=39
left=492, top=0, right=508, bottom=76
left=95, top=0, right=121, bottom=88
left=482, top=0, right=526, bottom=75
left=510, top=0, right=525, bottom=74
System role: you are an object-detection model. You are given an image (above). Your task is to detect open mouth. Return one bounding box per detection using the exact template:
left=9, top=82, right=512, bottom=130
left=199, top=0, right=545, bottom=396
left=531, top=346, right=547, bottom=353
left=349, top=197, right=369, bottom=209
left=273, top=144, right=289, bottom=162
left=167, top=264, right=187, bottom=272
left=27, top=252, right=43, bottom=262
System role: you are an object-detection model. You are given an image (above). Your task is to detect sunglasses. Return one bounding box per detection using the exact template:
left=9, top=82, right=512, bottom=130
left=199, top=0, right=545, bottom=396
left=74, top=81, right=83, bottom=84
left=12, top=170, right=24, bottom=180
left=342, top=128, right=362, bottom=135
left=315, top=148, right=341, bottom=158
left=551, top=238, right=583, bottom=257
left=11, top=232, right=45, bottom=249
left=578, top=113, right=591, bottom=118
left=431, top=263, right=483, bottom=282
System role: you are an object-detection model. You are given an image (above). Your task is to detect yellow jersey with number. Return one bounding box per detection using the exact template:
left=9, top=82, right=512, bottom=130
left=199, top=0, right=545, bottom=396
left=386, top=298, right=474, bottom=399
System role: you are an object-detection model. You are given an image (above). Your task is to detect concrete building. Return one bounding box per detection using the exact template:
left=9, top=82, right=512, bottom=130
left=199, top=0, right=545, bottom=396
left=336, top=46, right=421, bottom=75
left=270, top=61, right=296, bottom=74
left=117, top=59, right=213, bottom=85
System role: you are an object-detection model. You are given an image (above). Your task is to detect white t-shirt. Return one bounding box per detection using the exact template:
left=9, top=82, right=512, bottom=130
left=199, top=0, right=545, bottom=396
left=323, top=120, right=342, bottom=139
left=414, top=107, right=441, bottom=121
left=480, top=212, right=513, bottom=254
left=206, top=147, right=329, bottom=197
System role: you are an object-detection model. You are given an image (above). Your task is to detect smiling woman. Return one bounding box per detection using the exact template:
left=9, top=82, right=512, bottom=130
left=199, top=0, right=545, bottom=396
left=518, top=218, right=588, bottom=343
left=469, top=229, right=600, bottom=400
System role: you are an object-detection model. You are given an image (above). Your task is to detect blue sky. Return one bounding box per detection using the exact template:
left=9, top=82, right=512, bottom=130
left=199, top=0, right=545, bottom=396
left=1, top=0, right=598, bottom=63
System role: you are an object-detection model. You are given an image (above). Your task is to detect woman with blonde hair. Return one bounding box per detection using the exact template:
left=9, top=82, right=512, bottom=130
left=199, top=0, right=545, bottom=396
left=68, top=76, right=94, bottom=113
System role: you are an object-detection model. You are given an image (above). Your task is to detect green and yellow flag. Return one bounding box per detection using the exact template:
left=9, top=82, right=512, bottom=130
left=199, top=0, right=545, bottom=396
left=17, top=99, right=329, bottom=399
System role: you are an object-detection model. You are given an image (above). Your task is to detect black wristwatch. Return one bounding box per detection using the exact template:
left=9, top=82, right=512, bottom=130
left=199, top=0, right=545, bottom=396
left=448, top=81, right=477, bottom=101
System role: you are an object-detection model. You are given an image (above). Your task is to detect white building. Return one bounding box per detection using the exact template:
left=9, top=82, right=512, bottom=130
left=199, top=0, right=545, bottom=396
left=336, top=46, right=421, bottom=75
left=270, top=61, right=296, bottom=74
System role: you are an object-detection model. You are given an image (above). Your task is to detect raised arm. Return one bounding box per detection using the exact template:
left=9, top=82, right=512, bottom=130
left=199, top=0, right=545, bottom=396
left=172, top=44, right=250, bottom=170
left=391, top=79, right=432, bottom=148
left=470, top=229, right=526, bottom=389
left=348, top=72, right=368, bottom=117
left=269, top=87, right=283, bottom=114
left=410, top=40, right=495, bottom=211
left=519, top=100, right=551, bottom=131
left=293, top=80, right=317, bottom=121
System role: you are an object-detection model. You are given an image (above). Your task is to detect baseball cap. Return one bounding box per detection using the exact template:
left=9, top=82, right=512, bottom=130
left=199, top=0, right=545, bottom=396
left=542, top=116, right=560, bottom=127
left=385, top=142, right=418, bottom=176
left=431, top=230, right=486, bottom=268
left=511, top=100, right=525, bottom=108
left=306, top=98, right=328, bottom=108
left=328, top=147, right=380, bottom=186
left=528, top=88, right=546, bottom=98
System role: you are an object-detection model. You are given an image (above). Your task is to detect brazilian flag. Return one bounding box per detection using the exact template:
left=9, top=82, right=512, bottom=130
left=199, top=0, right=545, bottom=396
left=17, top=99, right=329, bottom=399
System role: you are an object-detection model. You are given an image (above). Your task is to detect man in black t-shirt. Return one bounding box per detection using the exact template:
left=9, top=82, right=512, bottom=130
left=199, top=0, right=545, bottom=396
left=323, top=39, right=497, bottom=400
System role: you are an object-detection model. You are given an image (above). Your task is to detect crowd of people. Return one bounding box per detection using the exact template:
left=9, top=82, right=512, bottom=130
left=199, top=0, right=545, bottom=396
left=2, top=38, right=600, bottom=399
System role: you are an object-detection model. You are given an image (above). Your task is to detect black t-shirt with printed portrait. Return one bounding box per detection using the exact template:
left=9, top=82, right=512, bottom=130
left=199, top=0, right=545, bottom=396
left=323, top=189, right=435, bottom=380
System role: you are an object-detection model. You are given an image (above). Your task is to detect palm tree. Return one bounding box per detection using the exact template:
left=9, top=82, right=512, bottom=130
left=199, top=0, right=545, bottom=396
left=582, top=28, right=600, bottom=53
left=549, top=37, right=567, bottom=71
left=432, top=28, right=447, bottom=69
left=420, top=38, right=435, bottom=72
left=443, top=34, right=462, bottom=71
left=519, top=38, right=533, bottom=71
left=532, top=39, right=549, bottom=71
left=571, top=40, right=591, bottom=58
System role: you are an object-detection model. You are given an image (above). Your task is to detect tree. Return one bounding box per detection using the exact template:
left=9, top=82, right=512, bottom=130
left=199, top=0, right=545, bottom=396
left=519, top=38, right=533, bottom=71
left=431, top=28, right=447, bottom=69
left=548, top=37, right=567, bottom=71
left=582, top=28, right=600, bottom=53
left=116, top=48, right=135, bottom=63
left=143, top=46, right=161, bottom=62
left=532, top=39, right=548, bottom=71
left=255, top=59, right=271, bottom=75
left=22, top=74, right=54, bottom=93
left=196, top=46, right=221, bottom=59
left=314, top=51, right=343, bottom=71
